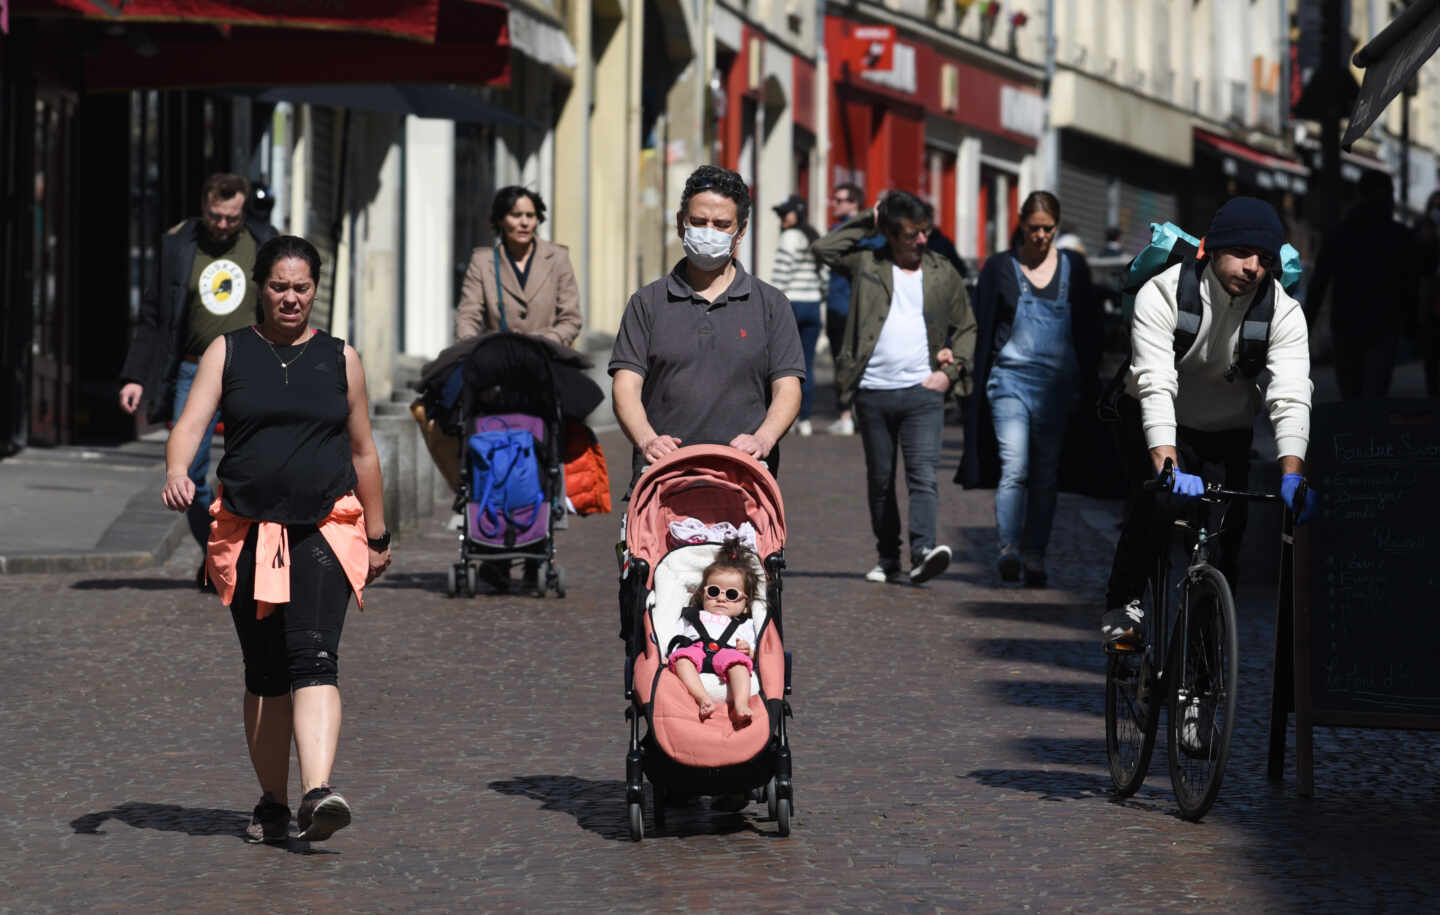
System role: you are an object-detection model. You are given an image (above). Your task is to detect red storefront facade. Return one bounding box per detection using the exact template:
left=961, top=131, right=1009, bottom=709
left=823, top=15, right=1043, bottom=261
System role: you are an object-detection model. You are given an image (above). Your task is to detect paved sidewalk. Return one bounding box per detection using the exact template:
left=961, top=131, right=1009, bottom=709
left=4, top=420, right=1440, bottom=910
left=0, top=434, right=189, bottom=574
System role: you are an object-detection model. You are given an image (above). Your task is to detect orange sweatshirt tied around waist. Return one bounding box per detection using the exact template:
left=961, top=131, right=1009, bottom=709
left=207, top=491, right=369, bottom=619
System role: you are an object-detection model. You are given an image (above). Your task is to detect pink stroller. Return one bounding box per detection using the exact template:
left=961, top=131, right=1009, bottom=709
left=618, top=445, right=793, bottom=839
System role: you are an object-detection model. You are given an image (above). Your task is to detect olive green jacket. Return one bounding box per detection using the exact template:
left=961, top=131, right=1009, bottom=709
left=813, top=209, right=977, bottom=402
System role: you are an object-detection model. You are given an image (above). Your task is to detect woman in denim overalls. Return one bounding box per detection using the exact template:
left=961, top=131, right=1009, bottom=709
left=975, top=192, right=1100, bottom=586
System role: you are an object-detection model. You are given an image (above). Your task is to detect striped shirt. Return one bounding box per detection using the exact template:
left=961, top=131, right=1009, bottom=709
left=770, top=227, right=828, bottom=303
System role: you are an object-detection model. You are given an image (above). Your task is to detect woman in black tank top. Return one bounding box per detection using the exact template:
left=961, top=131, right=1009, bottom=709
left=160, top=235, right=390, bottom=843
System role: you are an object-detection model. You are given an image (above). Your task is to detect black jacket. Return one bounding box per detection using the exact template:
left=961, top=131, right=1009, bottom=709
left=119, top=217, right=278, bottom=423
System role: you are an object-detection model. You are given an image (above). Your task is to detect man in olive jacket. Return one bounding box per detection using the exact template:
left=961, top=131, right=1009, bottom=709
left=813, top=190, right=976, bottom=585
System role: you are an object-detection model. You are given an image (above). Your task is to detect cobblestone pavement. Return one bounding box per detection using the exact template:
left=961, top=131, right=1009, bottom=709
left=2, top=426, right=1437, bottom=912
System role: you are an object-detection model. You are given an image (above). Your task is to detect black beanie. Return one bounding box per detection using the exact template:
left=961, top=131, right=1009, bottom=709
left=1204, top=196, right=1284, bottom=261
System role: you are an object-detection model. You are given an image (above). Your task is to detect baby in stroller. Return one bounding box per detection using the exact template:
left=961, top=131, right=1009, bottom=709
left=668, top=538, right=759, bottom=727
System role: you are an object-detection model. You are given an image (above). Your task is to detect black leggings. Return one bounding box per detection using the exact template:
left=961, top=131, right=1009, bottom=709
left=230, top=523, right=351, bottom=697
left=1105, top=395, right=1252, bottom=609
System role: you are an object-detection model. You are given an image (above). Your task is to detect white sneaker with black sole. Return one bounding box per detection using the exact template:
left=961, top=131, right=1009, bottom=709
left=864, top=564, right=902, bottom=584
left=909, top=545, right=951, bottom=584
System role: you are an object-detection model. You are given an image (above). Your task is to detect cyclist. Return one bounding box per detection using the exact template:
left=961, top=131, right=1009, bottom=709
left=1101, top=197, right=1316, bottom=648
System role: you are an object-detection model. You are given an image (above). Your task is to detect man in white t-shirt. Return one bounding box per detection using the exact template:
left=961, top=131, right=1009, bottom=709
left=813, top=191, right=976, bottom=585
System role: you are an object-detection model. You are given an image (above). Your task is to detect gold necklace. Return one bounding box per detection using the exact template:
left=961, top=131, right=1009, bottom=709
left=253, top=326, right=316, bottom=384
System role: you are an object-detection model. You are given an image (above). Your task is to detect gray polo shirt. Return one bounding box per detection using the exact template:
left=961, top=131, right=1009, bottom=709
left=609, top=258, right=805, bottom=481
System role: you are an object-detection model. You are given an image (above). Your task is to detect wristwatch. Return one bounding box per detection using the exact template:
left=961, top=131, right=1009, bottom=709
left=367, top=530, right=391, bottom=552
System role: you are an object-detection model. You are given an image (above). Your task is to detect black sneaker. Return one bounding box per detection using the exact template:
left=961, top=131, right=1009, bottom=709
left=995, top=551, right=1021, bottom=585
left=296, top=786, right=351, bottom=841
left=1101, top=600, right=1145, bottom=650
left=244, top=793, right=290, bottom=844
left=521, top=559, right=541, bottom=595
left=1022, top=560, right=1048, bottom=588
left=476, top=561, right=511, bottom=594
left=909, top=545, right=952, bottom=584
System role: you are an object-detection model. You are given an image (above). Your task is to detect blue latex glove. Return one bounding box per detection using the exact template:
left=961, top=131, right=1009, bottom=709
left=1281, top=473, right=1317, bottom=524
left=1167, top=468, right=1205, bottom=499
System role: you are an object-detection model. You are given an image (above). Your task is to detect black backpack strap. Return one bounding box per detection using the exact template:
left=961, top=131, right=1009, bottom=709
left=1232, top=278, right=1275, bottom=380
left=715, top=616, right=744, bottom=648
left=1173, top=255, right=1205, bottom=365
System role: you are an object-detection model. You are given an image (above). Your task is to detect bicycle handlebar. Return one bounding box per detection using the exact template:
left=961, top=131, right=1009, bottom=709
left=1142, top=457, right=1292, bottom=506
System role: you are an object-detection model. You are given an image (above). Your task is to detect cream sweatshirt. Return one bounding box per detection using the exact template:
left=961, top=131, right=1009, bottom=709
left=1125, top=262, right=1312, bottom=460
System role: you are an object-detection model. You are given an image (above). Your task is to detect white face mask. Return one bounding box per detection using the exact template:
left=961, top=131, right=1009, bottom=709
left=682, top=225, right=737, bottom=271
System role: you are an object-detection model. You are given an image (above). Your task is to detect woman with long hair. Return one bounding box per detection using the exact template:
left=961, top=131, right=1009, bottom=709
left=962, top=191, right=1102, bottom=587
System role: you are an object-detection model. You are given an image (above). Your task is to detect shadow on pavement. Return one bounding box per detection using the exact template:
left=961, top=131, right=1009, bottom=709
left=964, top=767, right=1115, bottom=802
left=970, top=638, right=1104, bottom=676
left=488, top=776, right=766, bottom=840
left=984, top=679, right=1104, bottom=717
left=69, top=803, right=336, bottom=855
left=70, top=578, right=192, bottom=591
left=367, top=571, right=449, bottom=593
left=1009, top=735, right=1110, bottom=766
left=962, top=601, right=1099, bottom=634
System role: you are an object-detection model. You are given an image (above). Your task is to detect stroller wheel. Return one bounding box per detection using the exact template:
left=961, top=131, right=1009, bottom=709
left=776, top=797, right=791, bottom=837
left=554, top=565, right=567, bottom=599
left=627, top=801, right=644, bottom=841
left=465, top=563, right=478, bottom=597
left=766, top=777, right=778, bottom=820
left=446, top=565, right=458, bottom=598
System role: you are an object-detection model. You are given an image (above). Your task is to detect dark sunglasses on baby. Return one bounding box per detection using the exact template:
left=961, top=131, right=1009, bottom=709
left=704, top=585, right=743, bottom=601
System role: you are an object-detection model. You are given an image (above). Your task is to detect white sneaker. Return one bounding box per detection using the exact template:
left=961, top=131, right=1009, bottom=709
left=865, top=563, right=902, bottom=583
left=1178, top=692, right=1214, bottom=757
left=828, top=415, right=855, bottom=436
left=797, top=419, right=813, bottom=437
left=909, top=545, right=951, bottom=583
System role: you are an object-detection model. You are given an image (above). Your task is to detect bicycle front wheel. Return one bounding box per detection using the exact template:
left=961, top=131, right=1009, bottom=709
left=1167, top=564, right=1239, bottom=821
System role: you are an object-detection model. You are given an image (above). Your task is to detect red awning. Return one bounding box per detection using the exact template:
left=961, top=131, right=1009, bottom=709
left=11, top=0, right=506, bottom=43
left=12, top=1, right=510, bottom=90
left=1195, top=129, right=1309, bottom=177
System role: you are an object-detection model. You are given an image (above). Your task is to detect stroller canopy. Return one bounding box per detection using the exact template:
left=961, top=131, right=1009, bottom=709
left=625, top=444, right=786, bottom=570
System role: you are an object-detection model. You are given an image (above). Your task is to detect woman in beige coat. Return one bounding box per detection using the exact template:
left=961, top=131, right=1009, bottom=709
left=455, top=186, right=582, bottom=346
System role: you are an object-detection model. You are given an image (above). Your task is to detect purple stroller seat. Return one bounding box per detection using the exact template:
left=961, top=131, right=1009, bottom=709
left=466, top=413, right=550, bottom=549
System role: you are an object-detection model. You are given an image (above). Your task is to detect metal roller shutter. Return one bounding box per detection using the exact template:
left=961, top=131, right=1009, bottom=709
left=1058, top=159, right=1109, bottom=254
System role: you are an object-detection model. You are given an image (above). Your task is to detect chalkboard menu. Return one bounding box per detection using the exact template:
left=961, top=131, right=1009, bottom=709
left=1304, top=399, right=1440, bottom=722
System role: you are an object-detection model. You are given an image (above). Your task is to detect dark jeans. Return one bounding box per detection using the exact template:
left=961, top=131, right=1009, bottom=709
left=173, top=359, right=220, bottom=550
left=230, top=523, right=351, bottom=697
left=825, top=308, right=849, bottom=407
left=1104, top=395, right=1252, bottom=609
left=792, top=300, right=823, bottom=421
left=853, top=385, right=945, bottom=566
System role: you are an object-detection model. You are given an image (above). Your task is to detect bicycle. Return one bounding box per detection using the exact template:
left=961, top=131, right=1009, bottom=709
left=1104, top=458, right=1298, bottom=820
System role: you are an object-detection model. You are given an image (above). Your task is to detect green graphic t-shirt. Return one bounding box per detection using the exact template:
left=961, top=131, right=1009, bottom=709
left=184, top=230, right=259, bottom=358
